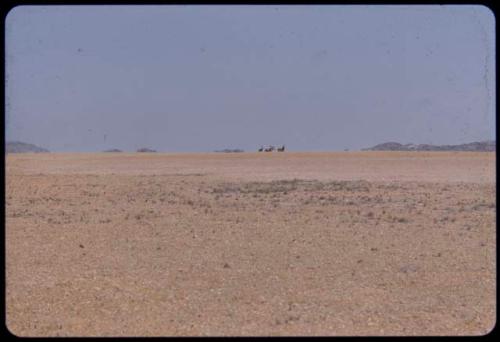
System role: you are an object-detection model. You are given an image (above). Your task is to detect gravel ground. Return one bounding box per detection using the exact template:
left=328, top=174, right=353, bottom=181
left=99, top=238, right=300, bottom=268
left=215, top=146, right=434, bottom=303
left=6, top=152, right=496, bottom=336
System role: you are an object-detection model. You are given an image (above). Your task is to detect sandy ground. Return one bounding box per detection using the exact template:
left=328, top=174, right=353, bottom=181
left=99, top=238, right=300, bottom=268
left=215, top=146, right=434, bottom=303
left=5, top=152, right=496, bottom=336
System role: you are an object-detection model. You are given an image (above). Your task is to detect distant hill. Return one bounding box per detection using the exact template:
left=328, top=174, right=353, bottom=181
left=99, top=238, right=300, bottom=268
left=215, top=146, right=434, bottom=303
left=137, top=148, right=156, bottom=153
left=363, top=140, right=495, bottom=152
left=103, top=149, right=123, bottom=153
left=214, top=149, right=244, bottom=153
left=6, top=141, right=50, bottom=153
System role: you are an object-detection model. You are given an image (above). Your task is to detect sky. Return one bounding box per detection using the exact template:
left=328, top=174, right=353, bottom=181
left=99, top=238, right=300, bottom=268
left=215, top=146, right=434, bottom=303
left=4, top=5, right=496, bottom=152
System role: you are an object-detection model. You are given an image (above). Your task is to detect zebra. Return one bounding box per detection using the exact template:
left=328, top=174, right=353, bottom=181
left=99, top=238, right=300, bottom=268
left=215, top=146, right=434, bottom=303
left=264, top=145, right=275, bottom=152
left=277, top=145, right=285, bottom=152
left=258, top=146, right=264, bottom=152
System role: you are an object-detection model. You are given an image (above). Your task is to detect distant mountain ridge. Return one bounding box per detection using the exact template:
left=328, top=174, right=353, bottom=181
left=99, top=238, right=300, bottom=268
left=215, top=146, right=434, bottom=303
left=6, top=141, right=50, bottom=153
left=214, top=149, right=244, bottom=153
left=136, top=147, right=156, bottom=152
left=363, top=140, right=495, bottom=152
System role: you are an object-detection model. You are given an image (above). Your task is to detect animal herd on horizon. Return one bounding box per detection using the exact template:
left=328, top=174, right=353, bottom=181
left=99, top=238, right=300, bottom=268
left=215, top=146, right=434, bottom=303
left=258, top=145, right=285, bottom=152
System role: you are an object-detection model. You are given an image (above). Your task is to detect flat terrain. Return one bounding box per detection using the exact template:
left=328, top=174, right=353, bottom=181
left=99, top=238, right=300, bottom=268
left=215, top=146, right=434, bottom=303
left=6, top=152, right=496, bottom=336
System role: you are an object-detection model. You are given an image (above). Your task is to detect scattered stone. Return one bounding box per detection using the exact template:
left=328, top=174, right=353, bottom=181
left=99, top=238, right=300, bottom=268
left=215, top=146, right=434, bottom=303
left=399, top=264, right=418, bottom=273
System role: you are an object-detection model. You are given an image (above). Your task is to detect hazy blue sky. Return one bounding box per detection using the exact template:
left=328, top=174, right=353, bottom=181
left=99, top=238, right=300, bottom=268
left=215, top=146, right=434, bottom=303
left=5, top=5, right=495, bottom=152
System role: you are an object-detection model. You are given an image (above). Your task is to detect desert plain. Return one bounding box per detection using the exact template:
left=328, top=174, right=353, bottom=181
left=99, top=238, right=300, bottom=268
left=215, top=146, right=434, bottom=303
left=5, top=151, right=496, bottom=336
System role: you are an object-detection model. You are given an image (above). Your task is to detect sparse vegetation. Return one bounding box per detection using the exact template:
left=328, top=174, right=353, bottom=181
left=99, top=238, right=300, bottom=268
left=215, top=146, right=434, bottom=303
left=212, top=179, right=371, bottom=196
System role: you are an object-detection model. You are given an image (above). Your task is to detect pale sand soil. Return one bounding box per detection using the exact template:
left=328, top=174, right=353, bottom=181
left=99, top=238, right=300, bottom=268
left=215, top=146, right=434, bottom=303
left=5, top=152, right=496, bottom=336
